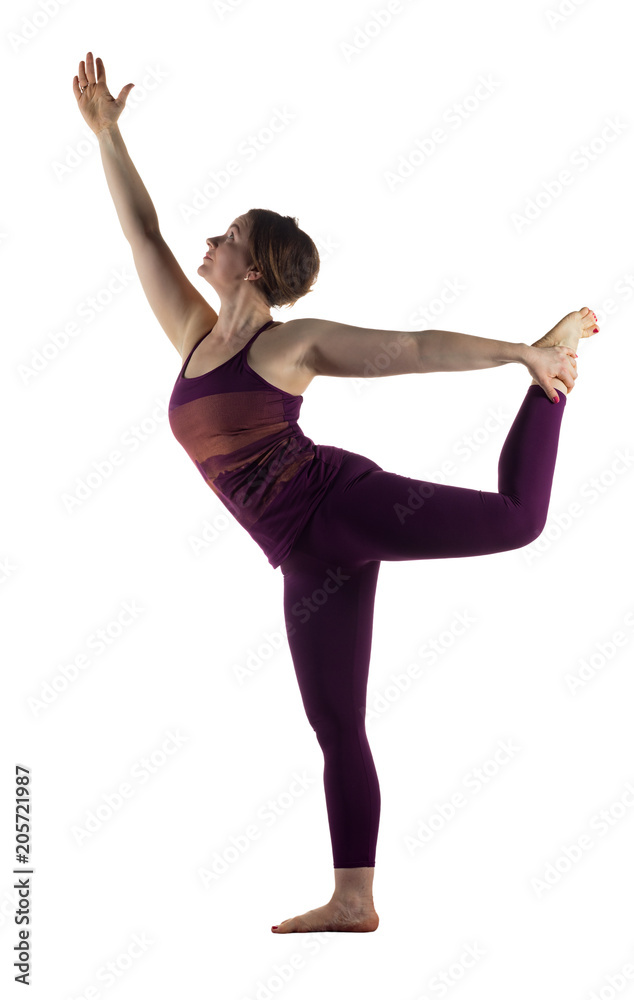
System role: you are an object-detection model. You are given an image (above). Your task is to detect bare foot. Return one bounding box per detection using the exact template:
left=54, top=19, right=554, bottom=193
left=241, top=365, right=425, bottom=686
left=271, top=896, right=379, bottom=933
left=531, top=306, right=599, bottom=351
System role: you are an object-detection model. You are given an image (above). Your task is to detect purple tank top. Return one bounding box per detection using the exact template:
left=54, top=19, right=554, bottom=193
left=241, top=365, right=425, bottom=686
left=168, top=319, right=345, bottom=568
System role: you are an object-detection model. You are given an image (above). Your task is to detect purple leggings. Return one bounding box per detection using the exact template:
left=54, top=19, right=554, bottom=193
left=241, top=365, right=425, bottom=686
left=280, top=384, right=567, bottom=868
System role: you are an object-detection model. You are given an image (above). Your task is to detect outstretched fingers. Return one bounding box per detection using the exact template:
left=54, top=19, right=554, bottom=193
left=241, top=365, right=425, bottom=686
left=73, top=51, right=106, bottom=101
left=75, top=52, right=102, bottom=90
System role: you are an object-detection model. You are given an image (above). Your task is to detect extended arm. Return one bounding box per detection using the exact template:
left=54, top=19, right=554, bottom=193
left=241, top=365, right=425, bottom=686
left=300, top=318, right=529, bottom=378
left=299, top=318, right=576, bottom=402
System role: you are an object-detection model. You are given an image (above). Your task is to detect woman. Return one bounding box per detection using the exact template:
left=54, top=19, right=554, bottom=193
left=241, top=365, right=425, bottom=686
left=74, top=52, right=598, bottom=934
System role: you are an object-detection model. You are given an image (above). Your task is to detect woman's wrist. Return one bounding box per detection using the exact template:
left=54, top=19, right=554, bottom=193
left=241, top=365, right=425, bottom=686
left=96, top=122, right=121, bottom=142
left=514, top=342, right=532, bottom=366
left=489, top=340, right=531, bottom=366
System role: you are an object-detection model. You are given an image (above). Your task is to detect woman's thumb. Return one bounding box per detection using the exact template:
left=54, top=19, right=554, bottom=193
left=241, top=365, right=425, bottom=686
left=117, top=83, right=135, bottom=104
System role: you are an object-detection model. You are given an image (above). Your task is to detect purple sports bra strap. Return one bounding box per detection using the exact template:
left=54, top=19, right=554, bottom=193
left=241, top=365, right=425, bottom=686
left=181, top=326, right=214, bottom=375
left=241, top=319, right=277, bottom=356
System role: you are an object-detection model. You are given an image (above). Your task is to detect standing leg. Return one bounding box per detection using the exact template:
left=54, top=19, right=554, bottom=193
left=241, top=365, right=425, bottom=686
left=271, top=547, right=381, bottom=933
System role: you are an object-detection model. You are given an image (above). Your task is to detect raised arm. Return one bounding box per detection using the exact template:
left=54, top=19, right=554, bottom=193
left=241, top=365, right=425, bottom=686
left=73, top=52, right=217, bottom=354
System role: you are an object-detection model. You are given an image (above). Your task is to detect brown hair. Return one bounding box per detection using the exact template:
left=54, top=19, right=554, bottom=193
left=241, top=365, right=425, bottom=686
left=243, top=208, right=320, bottom=310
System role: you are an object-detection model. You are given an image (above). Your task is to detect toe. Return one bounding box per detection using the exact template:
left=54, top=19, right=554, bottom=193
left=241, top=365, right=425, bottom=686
left=580, top=306, right=596, bottom=326
left=581, top=306, right=599, bottom=334
left=272, top=917, right=295, bottom=933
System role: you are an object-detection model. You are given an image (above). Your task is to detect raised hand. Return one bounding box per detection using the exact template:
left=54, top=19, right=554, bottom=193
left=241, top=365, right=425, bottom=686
left=72, top=51, right=135, bottom=135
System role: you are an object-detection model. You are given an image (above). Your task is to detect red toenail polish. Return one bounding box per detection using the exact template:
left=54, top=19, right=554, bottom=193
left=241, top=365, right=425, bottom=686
left=593, top=327, right=598, bottom=332
left=272, top=925, right=279, bottom=930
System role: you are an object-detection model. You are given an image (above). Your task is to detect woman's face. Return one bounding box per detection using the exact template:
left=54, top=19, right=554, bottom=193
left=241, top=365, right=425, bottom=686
left=198, top=215, right=255, bottom=290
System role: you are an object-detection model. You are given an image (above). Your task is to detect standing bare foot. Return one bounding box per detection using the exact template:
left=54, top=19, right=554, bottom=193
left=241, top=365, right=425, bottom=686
left=529, top=306, right=599, bottom=395
left=271, top=895, right=379, bottom=933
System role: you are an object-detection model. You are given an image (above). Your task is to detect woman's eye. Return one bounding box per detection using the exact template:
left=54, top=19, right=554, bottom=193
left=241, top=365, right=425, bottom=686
left=227, top=231, right=234, bottom=239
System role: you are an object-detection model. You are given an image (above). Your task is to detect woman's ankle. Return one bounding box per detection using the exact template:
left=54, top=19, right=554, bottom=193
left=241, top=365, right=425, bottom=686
left=332, top=865, right=375, bottom=904
left=530, top=377, right=568, bottom=396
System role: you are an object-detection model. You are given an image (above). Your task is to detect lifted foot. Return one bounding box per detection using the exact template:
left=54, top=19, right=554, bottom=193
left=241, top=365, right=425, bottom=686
left=532, top=306, right=599, bottom=351
left=530, top=306, right=598, bottom=395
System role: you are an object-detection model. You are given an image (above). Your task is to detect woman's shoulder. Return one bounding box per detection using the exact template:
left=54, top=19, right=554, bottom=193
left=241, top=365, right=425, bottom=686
left=251, top=319, right=316, bottom=395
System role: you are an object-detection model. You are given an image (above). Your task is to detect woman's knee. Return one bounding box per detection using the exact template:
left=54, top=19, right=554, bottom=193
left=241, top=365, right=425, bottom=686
left=506, top=509, right=548, bottom=551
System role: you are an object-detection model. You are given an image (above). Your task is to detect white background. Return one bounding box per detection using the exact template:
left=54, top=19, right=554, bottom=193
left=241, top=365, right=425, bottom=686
left=2, top=0, right=634, bottom=996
